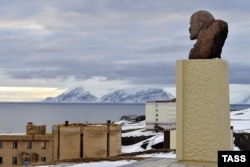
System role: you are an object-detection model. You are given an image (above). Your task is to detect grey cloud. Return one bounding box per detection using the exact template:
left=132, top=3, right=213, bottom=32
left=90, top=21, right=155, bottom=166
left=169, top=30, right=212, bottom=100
left=6, top=57, right=113, bottom=79
left=143, top=44, right=189, bottom=54
left=112, top=61, right=176, bottom=84
left=6, top=54, right=176, bottom=86
left=0, top=0, right=250, bottom=89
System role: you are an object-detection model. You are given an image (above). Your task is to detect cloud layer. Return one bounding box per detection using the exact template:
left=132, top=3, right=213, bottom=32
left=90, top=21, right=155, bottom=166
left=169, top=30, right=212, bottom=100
left=0, top=0, right=249, bottom=98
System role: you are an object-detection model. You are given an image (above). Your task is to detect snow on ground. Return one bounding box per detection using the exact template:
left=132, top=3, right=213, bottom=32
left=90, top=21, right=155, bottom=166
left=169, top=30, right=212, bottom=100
left=231, top=108, right=250, bottom=120
left=117, top=120, right=145, bottom=131
left=231, top=108, right=250, bottom=133
left=122, top=134, right=163, bottom=153
left=122, top=128, right=158, bottom=137
left=35, top=108, right=250, bottom=167
left=137, top=152, right=176, bottom=159
left=36, top=160, right=137, bottom=167
left=0, top=133, right=25, bottom=135
left=121, top=121, right=160, bottom=137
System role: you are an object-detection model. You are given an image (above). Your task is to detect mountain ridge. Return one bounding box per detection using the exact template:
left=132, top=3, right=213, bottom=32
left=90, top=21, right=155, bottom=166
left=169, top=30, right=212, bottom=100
left=43, top=84, right=250, bottom=104
left=43, top=87, right=98, bottom=103
left=43, top=87, right=175, bottom=103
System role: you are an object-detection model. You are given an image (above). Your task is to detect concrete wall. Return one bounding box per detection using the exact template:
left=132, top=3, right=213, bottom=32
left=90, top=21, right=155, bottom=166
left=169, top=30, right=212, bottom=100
left=109, top=125, right=122, bottom=156
left=59, top=126, right=82, bottom=160
left=53, top=123, right=122, bottom=159
left=176, top=59, right=231, bottom=166
left=83, top=125, right=107, bottom=158
left=26, top=122, right=46, bottom=135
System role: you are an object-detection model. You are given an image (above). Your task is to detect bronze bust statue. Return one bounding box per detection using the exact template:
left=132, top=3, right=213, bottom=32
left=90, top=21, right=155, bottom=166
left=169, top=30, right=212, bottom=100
left=189, top=10, right=228, bottom=59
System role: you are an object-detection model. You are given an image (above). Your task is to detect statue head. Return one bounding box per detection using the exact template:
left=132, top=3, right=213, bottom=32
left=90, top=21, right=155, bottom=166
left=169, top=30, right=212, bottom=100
left=189, top=10, right=215, bottom=40
left=188, top=10, right=228, bottom=59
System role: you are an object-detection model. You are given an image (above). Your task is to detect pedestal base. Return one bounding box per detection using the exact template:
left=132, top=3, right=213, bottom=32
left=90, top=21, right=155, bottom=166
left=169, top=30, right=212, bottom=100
left=176, top=59, right=231, bottom=166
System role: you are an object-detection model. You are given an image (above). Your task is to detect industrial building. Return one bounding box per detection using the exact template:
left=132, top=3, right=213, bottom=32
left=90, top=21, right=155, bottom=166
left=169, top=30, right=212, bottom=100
left=52, top=121, right=121, bottom=160
left=146, top=99, right=176, bottom=131
left=0, top=122, right=53, bottom=166
left=0, top=121, right=121, bottom=167
left=145, top=100, right=176, bottom=150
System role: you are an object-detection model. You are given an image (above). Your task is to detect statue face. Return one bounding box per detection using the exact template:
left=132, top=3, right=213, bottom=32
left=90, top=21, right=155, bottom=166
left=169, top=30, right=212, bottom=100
left=189, top=17, right=200, bottom=40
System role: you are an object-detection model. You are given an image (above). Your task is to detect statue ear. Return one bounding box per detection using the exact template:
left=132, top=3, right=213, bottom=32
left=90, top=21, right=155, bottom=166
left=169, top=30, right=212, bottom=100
left=198, top=22, right=203, bottom=29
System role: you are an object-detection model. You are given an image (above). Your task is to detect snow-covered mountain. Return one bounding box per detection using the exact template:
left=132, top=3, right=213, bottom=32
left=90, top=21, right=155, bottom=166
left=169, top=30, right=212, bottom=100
left=43, top=87, right=98, bottom=103
left=230, top=84, right=250, bottom=104
left=43, top=84, right=250, bottom=104
left=100, top=87, right=174, bottom=103
left=163, top=84, right=250, bottom=104
left=43, top=87, right=175, bottom=103
left=231, top=93, right=250, bottom=104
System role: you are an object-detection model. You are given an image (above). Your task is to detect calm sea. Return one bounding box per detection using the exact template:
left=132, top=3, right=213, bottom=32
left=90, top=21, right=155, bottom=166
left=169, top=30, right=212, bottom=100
left=0, top=102, right=145, bottom=133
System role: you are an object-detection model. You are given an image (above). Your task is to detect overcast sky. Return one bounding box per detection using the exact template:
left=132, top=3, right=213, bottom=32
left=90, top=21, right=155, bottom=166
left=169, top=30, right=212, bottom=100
left=0, top=0, right=249, bottom=101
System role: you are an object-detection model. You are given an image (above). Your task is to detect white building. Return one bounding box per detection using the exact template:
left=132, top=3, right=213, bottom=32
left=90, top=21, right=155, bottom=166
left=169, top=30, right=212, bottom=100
left=146, top=100, right=176, bottom=131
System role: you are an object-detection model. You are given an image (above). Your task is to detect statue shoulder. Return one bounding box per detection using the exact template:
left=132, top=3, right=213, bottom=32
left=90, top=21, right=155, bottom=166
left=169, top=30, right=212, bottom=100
left=209, top=20, right=228, bottom=37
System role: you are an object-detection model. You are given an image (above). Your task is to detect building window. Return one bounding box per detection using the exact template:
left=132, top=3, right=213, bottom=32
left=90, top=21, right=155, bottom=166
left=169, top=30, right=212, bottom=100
left=27, top=141, right=32, bottom=149
left=0, top=157, right=3, bottom=164
left=41, top=141, right=46, bottom=149
left=13, top=141, right=18, bottom=149
left=12, top=157, right=17, bottom=165
left=155, top=109, right=158, bottom=112
left=41, top=157, right=46, bottom=162
left=156, top=118, right=158, bottom=121
left=0, top=141, right=2, bottom=149
left=155, top=114, right=158, bottom=117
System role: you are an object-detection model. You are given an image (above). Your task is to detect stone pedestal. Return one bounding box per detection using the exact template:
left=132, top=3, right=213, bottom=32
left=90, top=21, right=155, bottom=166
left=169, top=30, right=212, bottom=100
left=176, top=59, right=232, bottom=166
